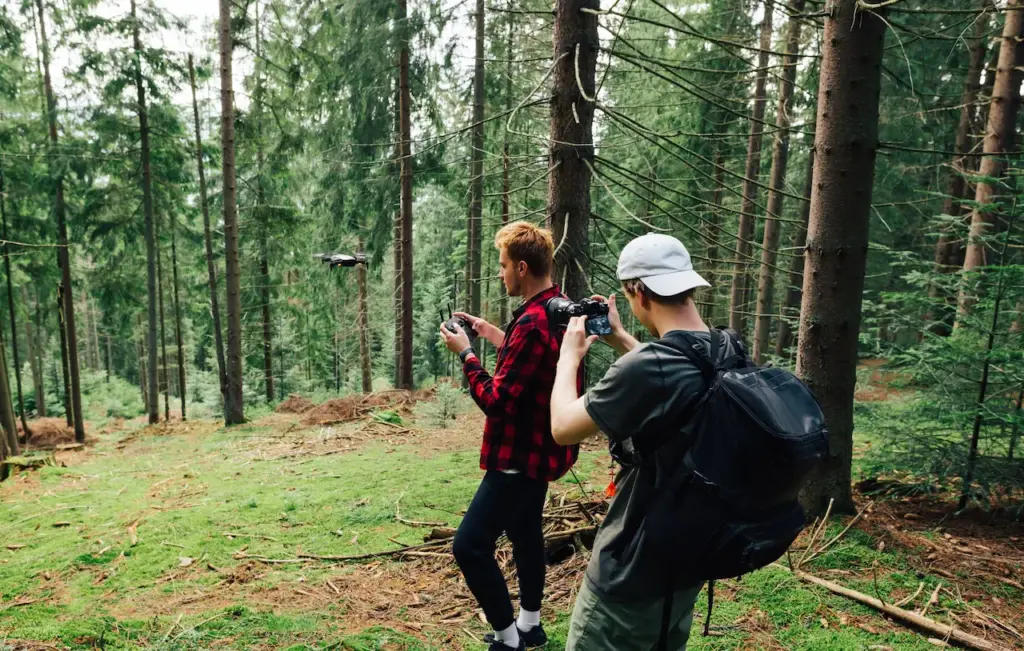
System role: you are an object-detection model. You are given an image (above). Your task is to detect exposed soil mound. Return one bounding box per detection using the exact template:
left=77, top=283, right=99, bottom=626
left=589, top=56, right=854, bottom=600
left=300, top=389, right=434, bottom=426
left=20, top=418, right=76, bottom=448
left=276, top=394, right=315, bottom=414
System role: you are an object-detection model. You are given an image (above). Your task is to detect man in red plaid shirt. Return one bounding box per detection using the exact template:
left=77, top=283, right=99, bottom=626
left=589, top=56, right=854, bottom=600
left=440, top=221, right=580, bottom=651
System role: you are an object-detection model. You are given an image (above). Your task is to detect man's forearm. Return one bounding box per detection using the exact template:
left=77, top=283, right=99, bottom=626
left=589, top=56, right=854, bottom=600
left=485, top=330, right=505, bottom=349
left=551, top=359, right=581, bottom=415
left=609, top=328, right=640, bottom=356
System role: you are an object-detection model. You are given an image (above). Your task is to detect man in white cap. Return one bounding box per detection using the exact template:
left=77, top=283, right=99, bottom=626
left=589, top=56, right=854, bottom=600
left=549, top=233, right=742, bottom=650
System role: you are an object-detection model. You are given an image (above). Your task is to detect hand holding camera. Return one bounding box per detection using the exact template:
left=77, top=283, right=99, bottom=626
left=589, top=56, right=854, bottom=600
left=546, top=297, right=613, bottom=336
left=453, top=312, right=506, bottom=348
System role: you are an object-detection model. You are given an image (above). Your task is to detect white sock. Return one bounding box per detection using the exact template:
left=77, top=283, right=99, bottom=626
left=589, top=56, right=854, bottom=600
left=494, top=622, right=520, bottom=648
left=517, top=608, right=541, bottom=632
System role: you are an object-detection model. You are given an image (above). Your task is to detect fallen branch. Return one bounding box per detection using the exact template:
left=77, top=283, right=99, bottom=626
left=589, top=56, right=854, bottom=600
left=893, top=581, right=925, bottom=608
left=918, top=581, right=942, bottom=617
left=798, top=498, right=835, bottom=568
left=802, top=502, right=871, bottom=566
left=222, top=531, right=279, bottom=542
left=297, top=539, right=449, bottom=562
left=775, top=566, right=1010, bottom=651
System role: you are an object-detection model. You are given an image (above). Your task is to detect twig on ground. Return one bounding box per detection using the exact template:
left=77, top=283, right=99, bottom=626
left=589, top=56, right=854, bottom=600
left=919, top=581, right=942, bottom=617
left=893, top=582, right=925, bottom=608
left=298, top=539, right=449, bottom=562
left=798, top=498, right=835, bottom=568
left=802, top=502, right=871, bottom=566
left=222, top=532, right=279, bottom=542
left=773, top=565, right=1009, bottom=651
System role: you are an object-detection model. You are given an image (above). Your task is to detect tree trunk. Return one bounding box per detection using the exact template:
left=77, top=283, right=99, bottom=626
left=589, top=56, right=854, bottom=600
left=220, top=0, right=245, bottom=424
left=795, top=0, right=886, bottom=518
left=89, top=297, right=100, bottom=371
left=1008, top=387, right=1023, bottom=460
left=0, top=335, right=19, bottom=458
left=928, top=13, right=988, bottom=335
left=260, top=247, right=273, bottom=403
left=0, top=169, right=29, bottom=436
left=701, top=149, right=726, bottom=324
left=35, top=0, right=84, bottom=442
left=57, top=287, right=72, bottom=428
left=499, top=0, right=514, bottom=328
left=170, top=213, right=186, bottom=420
left=357, top=241, right=372, bottom=394
left=466, top=0, right=485, bottom=319
left=752, top=0, right=804, bottom=364
left=729, top=0, right=774, bottom=337
left=956, top=2, right=1024, bottom=322
left=23, top=287, right=44, bottom=420
left=188, top=55, right=228, bottom=419
left=129, top=0, right=161, bottom=426
left=396, top=0, right=414, bottom=389
left=156, top=214, right=170, bottom=421
left=105, top=333, right=112, bottom=383
left=775, top=149, right=815, bottom=359
left=548, top=0, right=598, bottom=301
left=137, top=314, right=148, bottom=409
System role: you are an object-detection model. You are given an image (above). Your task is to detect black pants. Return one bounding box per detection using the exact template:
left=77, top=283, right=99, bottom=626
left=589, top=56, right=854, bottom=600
left=453, top=470, right=549, bottom=630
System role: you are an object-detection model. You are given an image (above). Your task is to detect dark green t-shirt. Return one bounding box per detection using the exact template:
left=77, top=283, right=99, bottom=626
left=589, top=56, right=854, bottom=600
left=583, top=329, right=738, bottom=599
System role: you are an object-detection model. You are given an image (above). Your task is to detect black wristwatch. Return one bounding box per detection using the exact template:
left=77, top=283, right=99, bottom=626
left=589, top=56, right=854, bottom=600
left=459, top=347, right=476, bottom=363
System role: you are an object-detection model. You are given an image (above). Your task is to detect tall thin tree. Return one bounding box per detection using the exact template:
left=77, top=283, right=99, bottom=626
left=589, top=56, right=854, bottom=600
left=549, top=0, right=598, bottom=301
left=752, top=0, right=804, bottom=363
left=465, top=0, right=485, bottom=319
left=220, top=0, right=246, bottom=423
left=357, top=238, right=372, bottom=394
left=254, top=0, right=274, bottom=403
left=928, top=11, right=987, bottom=335
left=57, top=288, right=72, bottom=427
left=170, top=213, right=186, bottom=420
left=498, top=0, right=515, bottom=328
left=0, top=336, right=18, bottom=459
left=188, top=54, right=228, bottom=417
left=156, top=213, right=170, bottom=420
left=23, top=287, right=45, bottom=419
left=774, top=149, right=814, bottom=359
left=729, top=0, right=774, bottom=336
left=130, top=0, right=160, bottom=424
left=796, top=0, right=886, bottom=517
left=0, top=168, right=29, bottom=436
left=396, top=0, right=414, bottom=389
left=35, top=0, right=85, bottom=442
left=956, top=1, right=1024, bottom=322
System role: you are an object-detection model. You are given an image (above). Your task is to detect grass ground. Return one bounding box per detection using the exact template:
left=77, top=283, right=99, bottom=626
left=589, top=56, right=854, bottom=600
left=1, top=386, right=1022, bottom=650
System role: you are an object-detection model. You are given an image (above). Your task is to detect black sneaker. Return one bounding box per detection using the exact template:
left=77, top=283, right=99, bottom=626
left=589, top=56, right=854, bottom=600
left=484, top=624, right=548, bottom=648
left=487, top=639, right=526, bottom=651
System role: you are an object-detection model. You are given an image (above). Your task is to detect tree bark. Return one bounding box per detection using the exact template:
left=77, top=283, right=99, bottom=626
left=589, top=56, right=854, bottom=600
left=35, top=0, right=84, bottom=442
left=57, top=286, right=72, bottom=428
left=254, top=2, right=273, bottom=405
left=396, top=0, right=414, bottom=389
left=928, top=12, right=987, bottom=335
left=357, top=240, right=372, bottom=394
left=105, top=333, right=112, bottom=383
left=156, top=213, right=169, bottom=421
left=129, top=0, right=160, bottom=426
left=752, top=0, right=804, bottom=364
left=220, top=0, right=245, bottom=424
left=775, top=149, right=814, bottom=359
left=89, top=296, right=100, bottom=371
left=466, top=0, right=485, bottom=319
left=0, top=168, right=29, bottom=436
left=137, top=314, right=148, bottom=409
left=23, top=287, right=45, bottom=419
left=499, top=0, right=514, bottom=329
left=729, top=0, right=774, bottom=337
left=170, top=213, right=186, bottom=420
left=796, top=0, right=886, bottom=518
left=956, top=1, right=1024, bottom=322
left=0, top=333, right=19, bottom=457
left=260, top=247, right=273, bottom=402
left=188, top=55, right=228, bottom=419
left=548, top=0, right=598, bottom=301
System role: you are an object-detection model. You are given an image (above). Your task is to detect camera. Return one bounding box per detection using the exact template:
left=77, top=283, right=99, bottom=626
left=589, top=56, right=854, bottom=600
left=546, top=297, right=613, bottom=336
left=314, top=252, right=367, bottom=269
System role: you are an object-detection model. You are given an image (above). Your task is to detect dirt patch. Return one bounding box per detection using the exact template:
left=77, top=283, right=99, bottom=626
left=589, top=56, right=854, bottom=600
left=300, top=389, right=434, bottom=427
left=276, top=394, right=315, bottom=414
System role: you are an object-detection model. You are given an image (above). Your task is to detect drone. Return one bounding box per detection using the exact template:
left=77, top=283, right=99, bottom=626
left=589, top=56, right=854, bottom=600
left=313, top=252, right=368, bottom=269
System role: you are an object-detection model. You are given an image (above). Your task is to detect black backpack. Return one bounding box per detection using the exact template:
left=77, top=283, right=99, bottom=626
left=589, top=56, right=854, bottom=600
left=642, top=329, right=829, bottom=648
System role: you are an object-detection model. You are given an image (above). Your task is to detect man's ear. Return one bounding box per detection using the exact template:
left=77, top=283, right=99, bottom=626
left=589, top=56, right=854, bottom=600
left=517, top=260, right=528, bottom=277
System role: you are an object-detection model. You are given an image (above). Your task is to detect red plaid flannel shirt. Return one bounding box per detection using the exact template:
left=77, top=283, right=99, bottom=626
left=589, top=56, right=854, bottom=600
left=462, top=285, right=580, bottom=482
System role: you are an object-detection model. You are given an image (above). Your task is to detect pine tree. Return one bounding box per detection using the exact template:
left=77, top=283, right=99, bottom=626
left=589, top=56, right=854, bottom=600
left=796, top=0, right=886, bottom=517
left=548, top=0, right=597, bottom=300
left=188, top=54, right=228, bottom=418
left=729, top=0, right=774, bottom=337
left=35, top=0, right=84, bottom=442
left=220, top=0, right=245, bottom=423
left=396, top=0, right=414, bottom=389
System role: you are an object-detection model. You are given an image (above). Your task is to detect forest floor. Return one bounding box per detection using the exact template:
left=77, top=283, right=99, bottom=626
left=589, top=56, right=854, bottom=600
left=1, top=375, right=1023, bottom=650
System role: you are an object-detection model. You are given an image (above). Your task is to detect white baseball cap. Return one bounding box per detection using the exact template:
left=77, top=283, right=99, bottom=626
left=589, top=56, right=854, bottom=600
left=616, top=234, right=710, bottom=297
